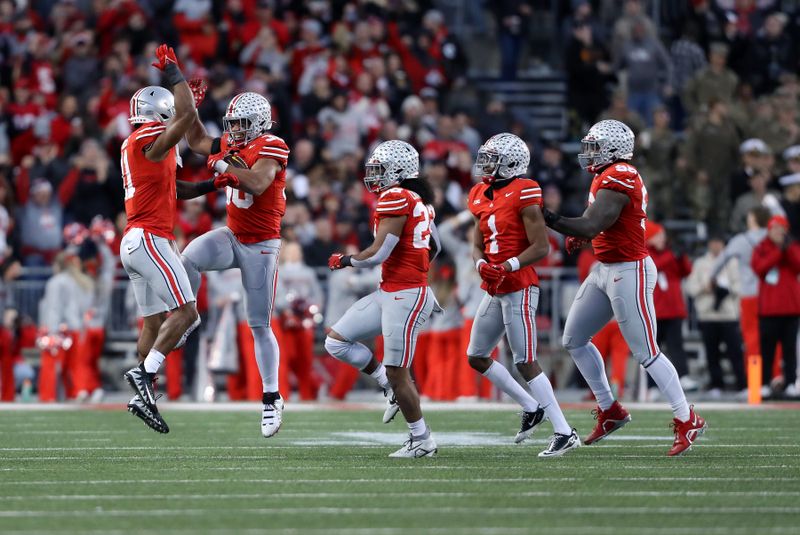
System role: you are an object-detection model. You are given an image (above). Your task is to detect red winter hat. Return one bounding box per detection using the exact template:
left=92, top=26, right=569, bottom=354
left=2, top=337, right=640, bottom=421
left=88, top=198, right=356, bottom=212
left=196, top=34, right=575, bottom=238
left=644, top=220, right=664, bottom=242
left=768, top=215, right=789, bottom=230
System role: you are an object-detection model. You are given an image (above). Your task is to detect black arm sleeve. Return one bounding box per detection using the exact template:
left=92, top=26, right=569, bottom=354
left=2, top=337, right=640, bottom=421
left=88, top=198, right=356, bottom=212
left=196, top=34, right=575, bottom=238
left=176, top=179, right=215, bottom=200
left=210, top=137, right=222, bottom=154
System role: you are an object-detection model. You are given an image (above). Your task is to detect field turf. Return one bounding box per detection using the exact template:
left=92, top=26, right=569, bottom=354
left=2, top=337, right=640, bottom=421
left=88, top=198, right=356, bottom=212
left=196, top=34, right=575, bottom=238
left=1, top=404, right=799, bottom=535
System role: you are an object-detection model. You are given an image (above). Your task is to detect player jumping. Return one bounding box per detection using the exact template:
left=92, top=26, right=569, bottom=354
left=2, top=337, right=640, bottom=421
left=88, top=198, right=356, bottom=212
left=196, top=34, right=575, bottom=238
left=543, top=120, right=707, bottom=456
left=467, top=133, right=580, bottom=458
left=183, top=88, right=289, bottom=438
left=326, top=140, right=440, bottom=458
left=121, top=45, right=238, bottom=432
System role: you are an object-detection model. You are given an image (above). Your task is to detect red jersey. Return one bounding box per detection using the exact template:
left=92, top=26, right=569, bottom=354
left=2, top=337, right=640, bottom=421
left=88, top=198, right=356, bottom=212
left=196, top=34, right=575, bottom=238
left=121, top=122, right=177, bottom=239
left=374, top=187, right=434, bottom=292
left=220, top=133, right=289, bottom=243
left=589, top=163, right=649, bottom=264
left=468, top=178, right=543, bottom=294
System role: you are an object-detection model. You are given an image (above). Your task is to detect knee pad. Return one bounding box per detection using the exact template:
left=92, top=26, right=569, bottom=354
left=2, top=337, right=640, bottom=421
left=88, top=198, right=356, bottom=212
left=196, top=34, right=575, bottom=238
left=562, top=333, right=588, bottom=352
left=324, top=336, right=371, bottom=369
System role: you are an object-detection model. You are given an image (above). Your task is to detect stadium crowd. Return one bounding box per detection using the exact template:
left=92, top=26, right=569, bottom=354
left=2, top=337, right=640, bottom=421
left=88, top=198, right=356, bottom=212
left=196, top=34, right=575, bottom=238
left=0, top=0, right=799, bottom=402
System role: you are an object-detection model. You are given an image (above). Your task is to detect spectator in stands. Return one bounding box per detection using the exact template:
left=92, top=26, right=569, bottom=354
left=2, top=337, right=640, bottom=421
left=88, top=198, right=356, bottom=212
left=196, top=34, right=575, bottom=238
left=637, top=106, right=677, bottom=219
left=683, top=98, right=740, bottom=232
left=599, top=89, right=645, bottom=135
left=303, top=218, right=338, bottom=268
left=239, top=27, right=288, bottom=82
left=646, top=221, right=696, bottom=392
left=669, top=23, right=707, bottom=121
left=613, top=16, right=673, bottom=125
left=730, top=170, right=782, bottom=233
left=748, top=13, right=796, bottom=96
left=275, top=242, right=323, bottom=401
left=730, top=138, right=774, bottom=204
left=687, top=235, right=747, bottom=398
left=779, top=173, right=800, bottom=237
left=62, top=139, right=123, bottom=225
left=610, top=0, right=656, bottom=62
left=15, top=171, right=70, bottom=267
left=751, top=215, right=800, bottom=398
left=490, top=0, right=533, bottom=80
left=0, top=256, right=21, bottom=401
left=682, top=42, right=738, bottom=116
left=565, top=20, right=613, bottom=128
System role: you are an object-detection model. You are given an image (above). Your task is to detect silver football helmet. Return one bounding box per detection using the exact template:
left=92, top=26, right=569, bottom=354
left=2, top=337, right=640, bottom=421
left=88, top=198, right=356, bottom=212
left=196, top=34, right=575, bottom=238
left=578, top=120, right=634, bottom=172
left=474, top=133, right=530, bottom=185
left=364, top=140, right=420, bottom=193
left=224, top=92, right=273, bottom=146
left=128, top=86, right=175, bottom=125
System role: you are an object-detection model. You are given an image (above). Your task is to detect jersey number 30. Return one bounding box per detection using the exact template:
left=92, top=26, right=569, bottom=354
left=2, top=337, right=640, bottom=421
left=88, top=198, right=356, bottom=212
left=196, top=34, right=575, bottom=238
left=412, top=201, right=433, bottom=249
left=226, top=187, right=254, bottom=209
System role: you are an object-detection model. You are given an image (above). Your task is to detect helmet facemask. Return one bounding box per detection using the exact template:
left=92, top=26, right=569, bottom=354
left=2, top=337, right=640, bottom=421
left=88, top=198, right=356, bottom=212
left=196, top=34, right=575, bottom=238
left=223, top=115, right=258, bottom=147
left=364, top=161, right=400, bottom=193
left=578, top=137, right=607, bottom=172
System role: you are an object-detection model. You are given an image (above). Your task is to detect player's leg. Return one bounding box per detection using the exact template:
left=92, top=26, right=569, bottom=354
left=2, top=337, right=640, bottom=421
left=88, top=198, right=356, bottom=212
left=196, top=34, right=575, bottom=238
left=466, top=292, right=544, bottom=441
left=613, top=258, right=705, bottom=456
left=381, top=287, right=437, bottom=458
left=504, top=287, right=579, bottom=457
left=181, top=227, right=237, bottom=295
left=121, top=231, right=197, bottom=412
left=325, top=292, right=392, bottom=418
left=235, top=238, right=284, bottom=436
left=562, top=269, right=617, bottom=410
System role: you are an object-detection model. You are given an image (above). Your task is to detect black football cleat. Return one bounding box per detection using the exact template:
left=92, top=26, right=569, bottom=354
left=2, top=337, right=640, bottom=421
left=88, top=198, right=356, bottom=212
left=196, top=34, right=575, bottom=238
left=127, top=395, right=169, bottom=434
left=515, top=407, right=546, bottom=443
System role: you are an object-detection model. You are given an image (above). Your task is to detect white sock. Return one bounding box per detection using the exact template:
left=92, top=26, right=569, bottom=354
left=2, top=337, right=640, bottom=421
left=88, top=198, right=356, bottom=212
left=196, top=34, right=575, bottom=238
left=369, top=364, right=390, bottom=390
left=645, top=354, right=690, bottom=421
left=569, top=343, right=615, bottom=410
left=325, top=337, right=373, bottom=369
left=528, top=373, right=571, bottom=435
left=252, top=326, right=280, bottom=393
left=143, top=350, right=165, bottom=374
left=483, top=361, right=539, bottom=412
left=408, top=418, right=427, bottom=438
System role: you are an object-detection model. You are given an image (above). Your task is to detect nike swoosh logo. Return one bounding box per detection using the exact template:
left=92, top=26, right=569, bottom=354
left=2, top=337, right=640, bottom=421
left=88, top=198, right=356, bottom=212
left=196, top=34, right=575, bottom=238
left=260, top=251, right=273, bottom=255
left=394, top=297, right=404, bottom=301
left=613, top=277, right=623, bottom=282
left=505, top=192, right=513, bottom=197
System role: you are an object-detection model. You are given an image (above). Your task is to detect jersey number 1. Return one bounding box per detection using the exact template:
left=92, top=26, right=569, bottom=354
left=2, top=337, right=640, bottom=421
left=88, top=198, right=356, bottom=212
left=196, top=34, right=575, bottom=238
left=487, top=214, right=499, bottom=254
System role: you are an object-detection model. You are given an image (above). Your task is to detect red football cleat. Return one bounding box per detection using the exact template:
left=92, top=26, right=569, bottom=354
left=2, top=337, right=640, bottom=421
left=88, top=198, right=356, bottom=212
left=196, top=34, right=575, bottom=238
left=668, top=405, right=707, bottom=457
left=583, top=400, right=632, bottom=445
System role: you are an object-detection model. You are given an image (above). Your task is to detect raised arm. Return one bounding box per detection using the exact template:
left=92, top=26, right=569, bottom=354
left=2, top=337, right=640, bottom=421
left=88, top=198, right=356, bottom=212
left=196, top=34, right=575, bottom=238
left=145, top=45, right=196, bottom=162
left=184, top=79, right=215, bottom=156
left=543, top=188, right=629, bottom=239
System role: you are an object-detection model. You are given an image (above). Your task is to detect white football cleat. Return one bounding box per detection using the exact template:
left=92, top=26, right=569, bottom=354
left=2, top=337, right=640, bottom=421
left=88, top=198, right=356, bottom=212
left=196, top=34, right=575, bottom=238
left=389, top=432, right=437, bottom=458
left=261, top=393, right=283, bottom=438
left=382, top=388, right=400, bottom=424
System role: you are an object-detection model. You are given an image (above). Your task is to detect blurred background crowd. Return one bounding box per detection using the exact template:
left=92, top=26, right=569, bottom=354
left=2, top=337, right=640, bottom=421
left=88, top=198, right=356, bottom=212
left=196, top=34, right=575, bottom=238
left=0, top=0, right=799, bottom=404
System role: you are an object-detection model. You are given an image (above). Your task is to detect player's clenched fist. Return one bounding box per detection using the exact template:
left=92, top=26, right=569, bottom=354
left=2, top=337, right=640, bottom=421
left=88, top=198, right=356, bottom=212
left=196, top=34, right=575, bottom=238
left=151, top=44, right=178, bottom=70
left=207, top=152, right=225, bottom=171
left=213, top=172, right=239, bottom=189
left=188, top=78, right=207, bottom=108
left=328, top=253, right=351, bottom=271
left=565, top=236, right=589, bottom=254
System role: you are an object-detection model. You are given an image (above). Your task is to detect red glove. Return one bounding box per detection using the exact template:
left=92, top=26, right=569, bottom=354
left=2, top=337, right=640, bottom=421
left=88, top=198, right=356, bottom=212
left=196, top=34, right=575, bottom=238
left=207, top=152, right=225, bottom=172
left=328, top=254, right=348, bottom=271
left=188, top=78, right=207, bottom=108
left=478, top=261, right=506, bottom=295
left=151, top=44, right=179, bottom=71
left=565, top=236, right=590, bottom=255
left=213, top=172, right=239, bottom=189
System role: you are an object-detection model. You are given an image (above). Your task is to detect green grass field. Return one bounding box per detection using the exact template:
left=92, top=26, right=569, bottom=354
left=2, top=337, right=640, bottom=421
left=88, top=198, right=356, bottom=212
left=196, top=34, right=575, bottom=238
left=1, top=404, right=799, bottom=535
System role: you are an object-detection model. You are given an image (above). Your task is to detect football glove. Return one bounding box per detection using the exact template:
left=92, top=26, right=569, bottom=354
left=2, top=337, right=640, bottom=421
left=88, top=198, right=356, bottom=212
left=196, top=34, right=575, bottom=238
left=188, top=78, right=207, bottom=108
left=213, top=172, right=239, bottom=189
left=151, top=44, right=179, bottom=71
left=328, top=254, right=352, bottom=270
left=565, top=236, right=589, bottom=254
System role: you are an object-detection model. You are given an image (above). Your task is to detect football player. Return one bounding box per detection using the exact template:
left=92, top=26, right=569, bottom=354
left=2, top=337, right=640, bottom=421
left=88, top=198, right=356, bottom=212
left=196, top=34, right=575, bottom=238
left=121, top=45, right=238, bottom=432
left=182, top=88, right=289, bottom=438
left=326, top=140, right=440, bottom=458
left=543, top=120, right=707, bottom=456
left=467, top=133, right=579, bottom=458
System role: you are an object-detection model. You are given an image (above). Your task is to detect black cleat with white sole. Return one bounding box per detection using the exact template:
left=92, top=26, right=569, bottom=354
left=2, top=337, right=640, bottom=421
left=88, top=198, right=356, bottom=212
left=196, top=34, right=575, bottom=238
left=538, top=428, right=581, bottom=458
left=124, top=363, right=157, bottom=406
left=127, top=395, right=169, bottom=434
left=515, top=407, right=546, bottom=443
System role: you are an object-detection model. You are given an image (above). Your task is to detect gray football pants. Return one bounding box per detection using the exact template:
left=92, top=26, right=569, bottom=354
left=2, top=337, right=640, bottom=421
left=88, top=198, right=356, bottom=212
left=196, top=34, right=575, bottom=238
left=563, top=257, right=660, bottom=367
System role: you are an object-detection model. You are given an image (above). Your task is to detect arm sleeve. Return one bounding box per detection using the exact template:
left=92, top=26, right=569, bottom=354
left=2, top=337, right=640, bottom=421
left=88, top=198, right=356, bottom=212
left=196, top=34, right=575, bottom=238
left=350, top=234, right=401, bottom=268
